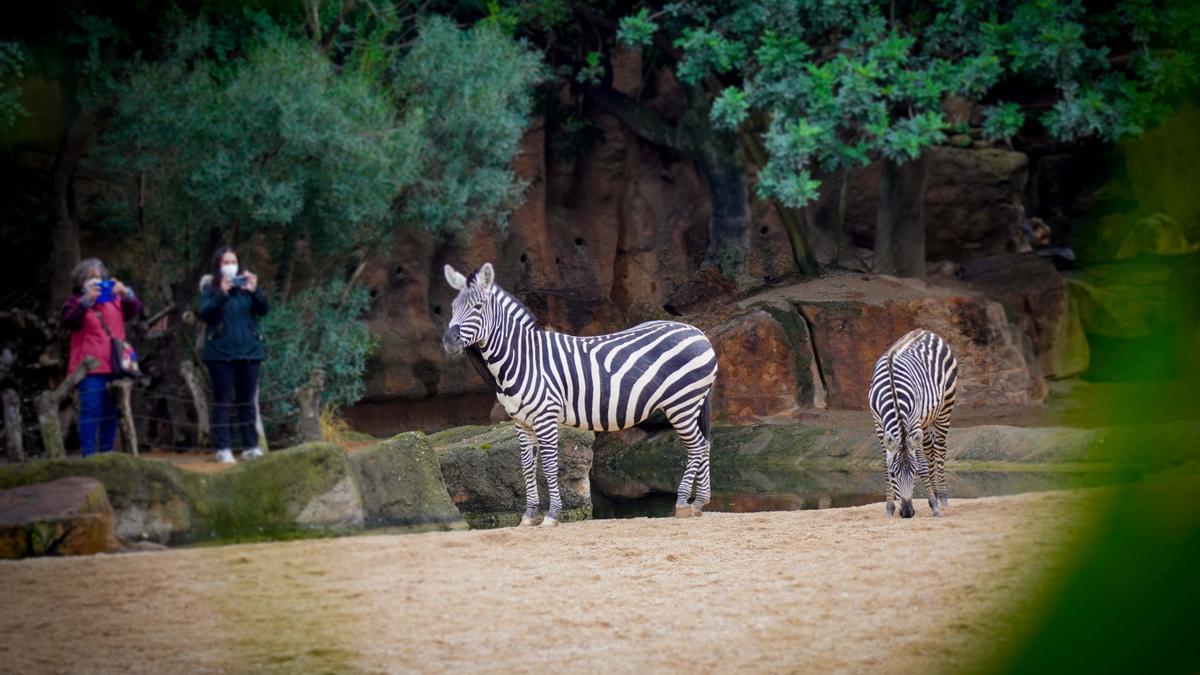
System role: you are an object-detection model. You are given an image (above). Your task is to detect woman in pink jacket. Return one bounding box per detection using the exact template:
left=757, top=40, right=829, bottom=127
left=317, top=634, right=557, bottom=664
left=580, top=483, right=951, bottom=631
left=60, top=258, right=142, bottom=457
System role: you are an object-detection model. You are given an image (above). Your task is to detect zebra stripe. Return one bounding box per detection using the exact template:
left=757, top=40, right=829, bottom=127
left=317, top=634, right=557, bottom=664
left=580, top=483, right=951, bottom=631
left=443, top=263, right=718, bottom=525
left=867, top=329, right=958, bottom=518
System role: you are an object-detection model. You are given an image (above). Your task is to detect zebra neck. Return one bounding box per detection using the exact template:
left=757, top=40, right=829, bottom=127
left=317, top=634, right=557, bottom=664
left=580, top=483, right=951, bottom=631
left=478, top=314, right=540, bottom=395
left=885, top=352, right=909, bottom=453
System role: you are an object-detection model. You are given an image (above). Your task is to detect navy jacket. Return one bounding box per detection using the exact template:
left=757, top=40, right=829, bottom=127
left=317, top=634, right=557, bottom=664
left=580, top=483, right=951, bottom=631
left=197, top=276, right=269, bottom=362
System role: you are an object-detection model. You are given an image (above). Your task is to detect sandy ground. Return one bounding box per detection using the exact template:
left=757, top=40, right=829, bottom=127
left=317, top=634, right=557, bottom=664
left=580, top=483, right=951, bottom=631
left=0, top=489, right=1097, bottom=675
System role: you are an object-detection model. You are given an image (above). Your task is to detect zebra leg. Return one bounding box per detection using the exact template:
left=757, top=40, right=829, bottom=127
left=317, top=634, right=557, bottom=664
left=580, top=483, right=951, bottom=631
left=932, top=421, right=950, bottom=509
left=535, top=422, right=563, bottom=527
left=515, top=425, right=540, bottom=526
left=668, top=409, right=707, bottom=517
left=915, top=448, right=940, bottom=517
left=885, top=463, right=897, bottom=516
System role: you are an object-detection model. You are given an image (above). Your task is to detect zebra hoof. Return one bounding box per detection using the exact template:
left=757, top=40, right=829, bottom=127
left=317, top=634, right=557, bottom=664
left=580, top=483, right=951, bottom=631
left=938, top=496, right=949, bottom=509
left=540, top=517, right=559, bottom=528
left=519, top=515, right=537, bottom=527
left=674, top=505, right=694, bottom=518
left=886, top=502, right=896, bottom=516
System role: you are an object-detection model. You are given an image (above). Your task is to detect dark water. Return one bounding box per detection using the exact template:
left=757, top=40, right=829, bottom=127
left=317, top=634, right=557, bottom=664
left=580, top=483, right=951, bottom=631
left=590, top=466, right=1121, bottom=520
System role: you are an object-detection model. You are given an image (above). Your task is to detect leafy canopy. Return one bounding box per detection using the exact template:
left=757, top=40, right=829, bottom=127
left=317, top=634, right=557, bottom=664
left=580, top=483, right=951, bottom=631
left=617, top=0, right=1200, bottom=208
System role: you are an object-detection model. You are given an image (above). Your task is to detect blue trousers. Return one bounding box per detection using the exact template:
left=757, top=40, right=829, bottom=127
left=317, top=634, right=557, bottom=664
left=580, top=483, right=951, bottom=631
left=77, top=374, right=117, bottom=457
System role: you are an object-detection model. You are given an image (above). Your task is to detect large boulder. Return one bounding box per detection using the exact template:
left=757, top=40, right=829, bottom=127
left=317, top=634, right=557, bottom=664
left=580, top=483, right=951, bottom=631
left=704, top=299, right=825, bottom=423
left=430, top=423, right=593, bottom=527
left=959, top=253, right=1090, bottom=379
left=193, top=443, right=366, bottom=540
left=0, top=477, right=118, bottom=558
left=0, top=453, right=201, bottom=543
left=348, top=432, right=466, bottom=529
left=751, top=273, right=1045, bottom=409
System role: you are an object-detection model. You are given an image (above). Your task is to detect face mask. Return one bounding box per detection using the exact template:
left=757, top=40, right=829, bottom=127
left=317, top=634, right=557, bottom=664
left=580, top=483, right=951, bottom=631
left=221, top=264, right=239, bottom=279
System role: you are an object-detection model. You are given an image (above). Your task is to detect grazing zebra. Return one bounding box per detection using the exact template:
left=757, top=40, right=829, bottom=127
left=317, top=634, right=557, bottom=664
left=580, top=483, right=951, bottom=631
left=868, top=329, right=958, bottom=518
left=441, top=262, right=718, bottom=527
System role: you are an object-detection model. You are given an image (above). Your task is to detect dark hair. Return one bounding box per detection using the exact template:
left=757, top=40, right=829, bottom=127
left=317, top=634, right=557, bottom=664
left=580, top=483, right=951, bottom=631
left=211, top=246, right=240, bottom=282
left=71, top=258, right=108, bottom=293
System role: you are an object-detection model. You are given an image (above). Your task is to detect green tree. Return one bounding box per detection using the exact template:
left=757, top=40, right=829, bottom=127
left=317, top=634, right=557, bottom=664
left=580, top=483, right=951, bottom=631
left=89, top=12, right=543, bottom=440
left=616, top=0, right=1200, bottom=277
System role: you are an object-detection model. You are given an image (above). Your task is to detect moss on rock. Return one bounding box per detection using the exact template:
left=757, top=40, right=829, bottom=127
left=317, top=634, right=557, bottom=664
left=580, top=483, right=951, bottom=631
left=433, top=423, right=593, bottom=524
left=348, top=432, right=465, bottom=529
left=0, top=454, right=204, bottom=543
left=189, top=443, right=364, bottom=543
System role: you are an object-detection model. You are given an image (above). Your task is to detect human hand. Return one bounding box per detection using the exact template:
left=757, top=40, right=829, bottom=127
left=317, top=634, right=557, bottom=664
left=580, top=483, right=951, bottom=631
left=220, top=275, right=233, bottom=293
left=243, top=271, right=258, bottom=293
left=84, top=281, right=101, bottom=304
left=112, top=280, right=129, bottom=297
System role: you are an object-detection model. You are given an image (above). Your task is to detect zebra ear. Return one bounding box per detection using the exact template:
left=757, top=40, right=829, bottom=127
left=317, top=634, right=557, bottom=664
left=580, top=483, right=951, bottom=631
left=477, top=262, right=495, bottom=291
left=444, top=265, right=467, bottom=291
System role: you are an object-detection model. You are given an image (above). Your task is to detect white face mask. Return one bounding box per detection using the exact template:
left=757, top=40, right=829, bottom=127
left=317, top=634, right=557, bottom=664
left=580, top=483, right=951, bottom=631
left=221, top=264, right=239, bottom=279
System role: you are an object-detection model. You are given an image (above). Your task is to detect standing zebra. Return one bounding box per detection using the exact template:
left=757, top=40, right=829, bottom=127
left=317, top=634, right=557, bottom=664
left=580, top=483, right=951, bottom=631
left=868, top=329, right=958, bottom=518
left=441, top=262, right=718, bottom=527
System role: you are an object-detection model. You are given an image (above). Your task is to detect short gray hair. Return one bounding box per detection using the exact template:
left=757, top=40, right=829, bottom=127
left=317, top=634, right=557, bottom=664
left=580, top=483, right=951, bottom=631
left=71, top=258, right=108, bottom=292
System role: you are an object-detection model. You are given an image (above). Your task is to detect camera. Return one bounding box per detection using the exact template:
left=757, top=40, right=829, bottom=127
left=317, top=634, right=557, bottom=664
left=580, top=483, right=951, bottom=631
left=232, top=275, right=249, bottom=288
left=95, top=279, right=116, bottom=303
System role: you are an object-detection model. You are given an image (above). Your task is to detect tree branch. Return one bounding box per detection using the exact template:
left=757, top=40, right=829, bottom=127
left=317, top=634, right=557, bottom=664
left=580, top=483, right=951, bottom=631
left=582, top=85, right=688, bottom=152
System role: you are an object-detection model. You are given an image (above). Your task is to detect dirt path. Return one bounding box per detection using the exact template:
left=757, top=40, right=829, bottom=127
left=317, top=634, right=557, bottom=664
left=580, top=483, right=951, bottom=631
left=0, top=490, right=1095, bottom=674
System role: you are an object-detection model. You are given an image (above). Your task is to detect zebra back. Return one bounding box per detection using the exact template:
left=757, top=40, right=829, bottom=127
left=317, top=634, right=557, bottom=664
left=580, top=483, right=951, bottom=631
left=868, top=329, right=958, bottom=446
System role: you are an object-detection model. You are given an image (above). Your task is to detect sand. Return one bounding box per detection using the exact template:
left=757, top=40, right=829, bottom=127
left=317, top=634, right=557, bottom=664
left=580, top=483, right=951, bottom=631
left=0, top=490, right=1095, bottom=674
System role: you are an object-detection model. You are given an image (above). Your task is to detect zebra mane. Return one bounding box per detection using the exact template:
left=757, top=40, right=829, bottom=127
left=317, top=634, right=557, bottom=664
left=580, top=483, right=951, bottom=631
left=885, top=352, right=909, bottom=455
left=493, top=285, right=540, bottom=328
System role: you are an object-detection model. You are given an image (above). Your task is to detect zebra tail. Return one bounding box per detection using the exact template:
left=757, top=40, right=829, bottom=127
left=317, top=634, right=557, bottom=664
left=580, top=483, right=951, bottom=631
left=699, top=389, right=712, bottom=443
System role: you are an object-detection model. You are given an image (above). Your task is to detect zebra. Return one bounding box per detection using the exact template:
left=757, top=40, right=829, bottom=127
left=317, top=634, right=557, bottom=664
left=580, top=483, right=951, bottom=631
left=868, top=329, right=958, bottom=518
left=441, top=262, right=718, bottom=527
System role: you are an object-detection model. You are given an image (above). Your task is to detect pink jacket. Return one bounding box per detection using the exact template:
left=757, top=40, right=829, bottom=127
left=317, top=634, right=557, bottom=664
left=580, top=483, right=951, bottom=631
left=61, top=293, right=143, bottom=375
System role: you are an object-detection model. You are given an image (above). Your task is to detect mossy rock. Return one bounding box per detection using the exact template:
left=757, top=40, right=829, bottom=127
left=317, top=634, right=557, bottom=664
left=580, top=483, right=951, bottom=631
left=348, top=432, right=466, bottom=529
left=0, top=453, right=203, bottom=543
left=432, top=423, right=593, bottom=522
left=188, top=442, right=365, bottom=543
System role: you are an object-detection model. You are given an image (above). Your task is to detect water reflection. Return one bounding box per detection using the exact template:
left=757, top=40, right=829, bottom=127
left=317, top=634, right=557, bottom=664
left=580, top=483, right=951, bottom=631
left=591, top=466, right=1119, bottom=520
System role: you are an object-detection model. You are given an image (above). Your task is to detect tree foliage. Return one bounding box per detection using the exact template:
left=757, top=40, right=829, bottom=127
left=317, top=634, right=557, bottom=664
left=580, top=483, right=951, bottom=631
left=89, top=10, right=543, bottom=421
left=0, top=41, right=28, bottom=127
left=258, top=279, right=374, bottom=431
left=616, top=0, right=1200, bottom=209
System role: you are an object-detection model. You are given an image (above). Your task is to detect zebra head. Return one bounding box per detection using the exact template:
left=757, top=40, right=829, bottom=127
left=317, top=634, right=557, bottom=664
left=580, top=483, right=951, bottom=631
left=884, top=424, right=924, bottom=518
left=442, top=262, right=496, bottom=354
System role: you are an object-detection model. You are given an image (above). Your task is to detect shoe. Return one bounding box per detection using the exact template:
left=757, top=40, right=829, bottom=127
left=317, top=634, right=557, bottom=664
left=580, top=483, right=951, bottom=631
left=242, top=447, right=264, bottom=460
left=215, top=449, right=236, bottom=464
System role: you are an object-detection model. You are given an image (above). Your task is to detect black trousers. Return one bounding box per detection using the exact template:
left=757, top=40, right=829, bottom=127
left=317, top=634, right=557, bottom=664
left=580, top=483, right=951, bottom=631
left=207, top=359, right=261, bottom=450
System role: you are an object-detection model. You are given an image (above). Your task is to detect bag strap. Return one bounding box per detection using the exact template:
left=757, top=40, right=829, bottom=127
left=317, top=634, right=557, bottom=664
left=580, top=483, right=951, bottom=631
left=91, top=305, right=118, bottom=339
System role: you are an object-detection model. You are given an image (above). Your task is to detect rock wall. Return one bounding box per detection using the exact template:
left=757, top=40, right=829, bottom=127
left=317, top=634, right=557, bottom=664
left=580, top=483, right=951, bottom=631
left=346, top=77, right=1045, bottom=432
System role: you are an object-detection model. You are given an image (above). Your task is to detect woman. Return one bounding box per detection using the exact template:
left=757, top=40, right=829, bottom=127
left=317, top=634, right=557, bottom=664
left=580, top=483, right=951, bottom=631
left=60, top=258, right=142, bottom=457
left=198, top=246, right=268, bottom=463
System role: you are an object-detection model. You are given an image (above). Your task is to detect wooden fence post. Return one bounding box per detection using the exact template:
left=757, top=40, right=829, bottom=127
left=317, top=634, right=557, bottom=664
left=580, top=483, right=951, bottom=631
left=106, top=379, right=138, bottom=456
left=2, top=389, right=24, bottom=462
left=296, top=368, right=326, bottom=443
left=179, top=360, right=209, bottom=450
left=36, top=356, right=98, bottom=459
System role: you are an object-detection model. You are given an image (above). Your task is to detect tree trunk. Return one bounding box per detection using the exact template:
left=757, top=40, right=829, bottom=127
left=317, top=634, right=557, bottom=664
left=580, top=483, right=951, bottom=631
left=3, top=389, right=24, bottom=462
left=106, top=379, right=138, bottom=456
left=873, top=155, right=931, bottom=278
left=737, top=127, right=820, bottom=276
left=49, top=110, right=95, bottom=308
left=694, top=138, right=751, bottom=281
left=296, top=369, right=326, bottom=443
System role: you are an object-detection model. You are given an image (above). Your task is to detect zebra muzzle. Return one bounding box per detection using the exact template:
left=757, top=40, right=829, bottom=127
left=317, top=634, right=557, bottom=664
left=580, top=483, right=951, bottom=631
left=442, top=326, right=464, bottom=354
left=899, top=500, right=915, bottom=518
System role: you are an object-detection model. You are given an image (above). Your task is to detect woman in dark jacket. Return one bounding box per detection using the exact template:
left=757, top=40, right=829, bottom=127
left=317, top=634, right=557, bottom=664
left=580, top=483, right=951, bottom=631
left=198, top=246, right=269, bottom=463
